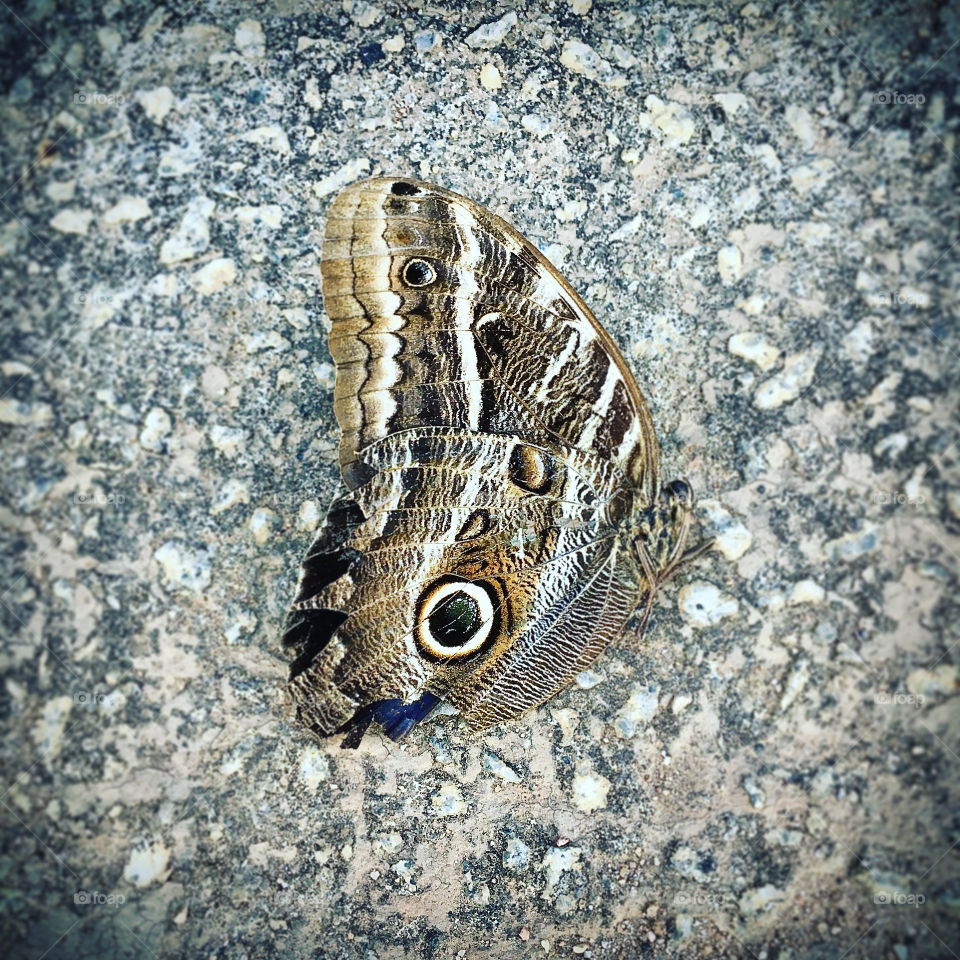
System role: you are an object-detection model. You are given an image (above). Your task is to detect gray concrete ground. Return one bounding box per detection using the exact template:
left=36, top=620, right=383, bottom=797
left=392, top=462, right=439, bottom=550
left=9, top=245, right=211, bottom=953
left=1, top=1, right=958, bottom=957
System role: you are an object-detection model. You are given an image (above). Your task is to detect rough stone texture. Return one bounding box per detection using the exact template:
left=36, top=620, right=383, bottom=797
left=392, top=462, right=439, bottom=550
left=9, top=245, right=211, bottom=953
left=1, top=2, right=958, bottom=958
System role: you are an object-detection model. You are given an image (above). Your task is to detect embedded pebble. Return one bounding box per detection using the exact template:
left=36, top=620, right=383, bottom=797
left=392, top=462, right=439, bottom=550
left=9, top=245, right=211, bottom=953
left=160, top=197, right=215, bottom=265
left=479, top=63, right=502, bottom=91
left=572, top=764, right=611, bottom=813
left=414, top=31, right=439, bottom=53
left=314, top=158, right=372, bottom=198
left=677, top=582, right=738, bottom=627
left=503, top=837, right=530, bottom=870
left=779, top=660, right=810, bottom=713
left=906, top=666, right=958, bottom=699
left=139, top=406, right=172, bottom=451
left=640, top=95, right=695, bottom=146
left=842, top=320, right=875, bottom=361
left=50, top=208, right=93, bottom=235
left=575, top=668, right=604, bottom=689
left=211, top=478, right=250, bottom=515
left=785, top=105, right=819, bottom=150
left=717, top=244, right=743, bottom=285
left=223, top=608, right=257, bottom=644
left=826, top=522, right=881, bottom=561
left=483, top=752, right=521, bottom=783
left=154, top=541, right=212, bottom=593
left=739, top=884, right=786, bottom=917
left=465, top=11, right=517, bottom=49
left=298, top=745, right=331, bottom=791
left=33, top=696, right=73, bottom=762
left=123, top=841, right=171, bottom=887
left=616, top=683, right=660, bottom=737
left=191, top=258, right=237, bottom=294
left=208, top=424, right=246, bottom=458
left=46, top=180, right=76, bottom=202
left=233, top=204, right=283, bottom=228
left=248, top=508, right=277, bottom=545
left=789, top=159, right=835, bottom=195
left=742, top=775, right=766, bottom=809
left=713, top=92, right=749, bottom=117
left=135, top=86, right=174, bottom=122
left=343, top=0, right=381, bottom=27
left=0, top=399, right=53, bottom=426
left=240, top=125, right=291, bottom=154
left=559, top=40, right=623, bottom=87
left=754, top=350, right=821, bottom=409
left=234, top=19, right=265, bottom=58
left=432, top=783, right=467, bottom=817
left=382, top=35, right=404, bottom=53
left=789, top=579, right=826, bottom=606
left=102, top=196, right=151, bottom=227
left=245, top=331, right=290, bottom=353
left=697, top=499, right=752, bottom=561
left=671, top=694, right=693, bottom=714
left=297, top=499, right=321, bottom=533
left=541, top=846, right=581, bottom=897
left=728, top=331, right=780, bottom=371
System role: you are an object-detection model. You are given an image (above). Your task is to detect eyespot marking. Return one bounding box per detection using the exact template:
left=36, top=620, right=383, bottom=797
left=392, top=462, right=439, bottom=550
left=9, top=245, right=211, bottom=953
left=391, top=181, right=419, bottom=196
left=415, top=577, right=499, bottom=661
left=456, top=509, right=491, bottom=542
left=403, top=258, right=436, bottom=287
left=508, top=443, right=554, bottom=495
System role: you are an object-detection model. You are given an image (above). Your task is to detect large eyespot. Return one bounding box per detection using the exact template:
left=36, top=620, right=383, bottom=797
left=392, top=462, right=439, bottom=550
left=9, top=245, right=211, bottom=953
left=390, top=181, right=419, bottom=196
left=403, top=258, right=435, bottom=287
left=415, top=577, right=499, bottom=661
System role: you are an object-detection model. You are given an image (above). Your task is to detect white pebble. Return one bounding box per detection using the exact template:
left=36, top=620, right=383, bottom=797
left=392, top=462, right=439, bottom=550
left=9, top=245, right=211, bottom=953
left=728, top=331, right=779, bottom=372
left=677, top=581, right=738, bottom=627
left=139, top=406, right=171, bottom=451
left=191, top=258, right=237, bottom=295
left=480, top=63, right=503, bottom=91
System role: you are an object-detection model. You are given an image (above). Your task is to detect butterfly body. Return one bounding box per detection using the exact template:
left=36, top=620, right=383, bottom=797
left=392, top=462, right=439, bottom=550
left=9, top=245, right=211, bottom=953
left=282, top=178, right=702, bottom=745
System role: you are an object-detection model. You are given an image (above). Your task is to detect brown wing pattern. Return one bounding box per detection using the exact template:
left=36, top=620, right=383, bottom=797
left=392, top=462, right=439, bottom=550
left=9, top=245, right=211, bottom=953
left=321, top=178, right=660, bottom=504
left=284, top=177, right=668, bottom=742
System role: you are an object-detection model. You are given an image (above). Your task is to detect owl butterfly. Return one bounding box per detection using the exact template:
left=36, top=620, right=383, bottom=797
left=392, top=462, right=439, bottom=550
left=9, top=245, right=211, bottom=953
left=282, top=178, right=707, bottom=748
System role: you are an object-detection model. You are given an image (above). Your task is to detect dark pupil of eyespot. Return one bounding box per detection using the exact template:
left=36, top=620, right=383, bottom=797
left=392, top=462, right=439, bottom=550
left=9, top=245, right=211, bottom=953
left=405, top=260, right=433, bottom=285
left=428, top=592, right=480, bottom=647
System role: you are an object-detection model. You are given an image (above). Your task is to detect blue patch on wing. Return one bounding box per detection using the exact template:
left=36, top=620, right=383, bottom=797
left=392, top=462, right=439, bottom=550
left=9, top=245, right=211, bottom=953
left=338, top=692, right=442, bottom=749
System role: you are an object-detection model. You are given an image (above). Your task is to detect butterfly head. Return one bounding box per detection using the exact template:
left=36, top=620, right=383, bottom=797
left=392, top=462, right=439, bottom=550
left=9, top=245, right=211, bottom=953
left=634, top=478, right=697, bottom=583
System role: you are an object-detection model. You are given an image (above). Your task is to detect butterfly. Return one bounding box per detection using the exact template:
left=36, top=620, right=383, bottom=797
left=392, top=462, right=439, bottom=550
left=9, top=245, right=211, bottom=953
left=281, top=177, right=709, bottom=748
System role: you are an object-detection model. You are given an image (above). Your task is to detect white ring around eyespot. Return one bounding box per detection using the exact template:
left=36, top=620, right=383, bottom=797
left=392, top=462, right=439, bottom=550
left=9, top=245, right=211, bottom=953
left=417, top=580, right=496, bottom=660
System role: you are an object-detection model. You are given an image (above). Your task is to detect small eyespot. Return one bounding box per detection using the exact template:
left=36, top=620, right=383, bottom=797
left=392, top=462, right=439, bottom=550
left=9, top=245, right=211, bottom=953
left=391, top=181, right=419, bottom=196
left=415, top=578, right=498, bottom=660
left=403, top=258, right=435, bottom=287
left=508, top=443, right=554, bottom=494
left=667, top=479, right=691, bottom=500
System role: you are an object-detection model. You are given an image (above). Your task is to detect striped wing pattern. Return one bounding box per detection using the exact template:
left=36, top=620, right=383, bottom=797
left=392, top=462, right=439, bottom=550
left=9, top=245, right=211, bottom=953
left=282, top=178, right=670, bottom=744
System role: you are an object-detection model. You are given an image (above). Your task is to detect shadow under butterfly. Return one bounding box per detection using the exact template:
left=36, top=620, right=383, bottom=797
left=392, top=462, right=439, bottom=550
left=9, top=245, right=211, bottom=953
left=281, top=177, right=712, bottom=749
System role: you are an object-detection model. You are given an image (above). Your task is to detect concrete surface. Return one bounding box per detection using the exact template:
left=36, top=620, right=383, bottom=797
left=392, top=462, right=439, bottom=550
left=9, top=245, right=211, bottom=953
left=1, top=1, right=958, bottom=958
